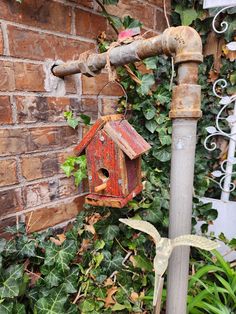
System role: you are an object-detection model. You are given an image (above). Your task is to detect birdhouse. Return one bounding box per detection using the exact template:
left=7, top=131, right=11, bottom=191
left=75, top=114, right=151, bottom=208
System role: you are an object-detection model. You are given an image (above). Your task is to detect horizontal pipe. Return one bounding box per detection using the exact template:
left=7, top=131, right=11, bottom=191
left=52, top=26, right=203, bottom=78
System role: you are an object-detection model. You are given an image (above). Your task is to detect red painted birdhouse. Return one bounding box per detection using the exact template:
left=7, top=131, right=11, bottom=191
left=75, top=114, right=151, bottom=208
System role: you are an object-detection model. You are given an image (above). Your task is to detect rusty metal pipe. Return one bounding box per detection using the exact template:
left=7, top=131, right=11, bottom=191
left=52, top=26, right=203, bottom=314
left=52, top=26, right=202, bottom=78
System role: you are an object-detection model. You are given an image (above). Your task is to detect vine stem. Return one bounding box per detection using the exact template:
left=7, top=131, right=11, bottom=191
left=95, top=0, right=119, bottom=34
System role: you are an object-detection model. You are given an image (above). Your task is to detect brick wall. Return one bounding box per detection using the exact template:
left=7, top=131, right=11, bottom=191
left=0, top=0, right=170, bottom=236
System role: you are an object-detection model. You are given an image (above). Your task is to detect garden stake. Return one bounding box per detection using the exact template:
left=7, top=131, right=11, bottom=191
left=119, top=218, right=219, bottom=314
left=52, top=26, right=203, bottom=314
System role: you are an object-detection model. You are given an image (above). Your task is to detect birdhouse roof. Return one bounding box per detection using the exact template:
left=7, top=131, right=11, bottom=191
left=75, top=114, right=151, bottom=160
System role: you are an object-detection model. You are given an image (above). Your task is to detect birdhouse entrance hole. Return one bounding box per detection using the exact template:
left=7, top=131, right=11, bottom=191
left=98, top=168, right=109, bottom=181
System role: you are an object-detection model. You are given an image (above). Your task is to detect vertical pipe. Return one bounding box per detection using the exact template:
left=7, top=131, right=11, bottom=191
left=166, top=119, right=197, bottom=314
left=221, top=101, right=236, bottom=201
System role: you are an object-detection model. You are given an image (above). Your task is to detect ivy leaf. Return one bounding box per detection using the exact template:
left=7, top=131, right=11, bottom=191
left=0, top=301, right=14, bottom=314
left=61, top=164, right=74, bottom=177
left=13, top=303, right=26, bottom=314
left=44, top=240, right=77, bottom=273
left=67, top=118, right=79, bottom=129
left=152, top=148, right=171, bottom=162
left=74, top=169, right=87, bottom=187
left=64, top=266, right=80, bottom=293
left=16, top=236, right=36, bottom=257
left=103, top=0, right=119, bottom=4
left=133, top=255, right=153, bottom=272
left=0, top=238, right=6, bottom=253
left=137, top=74, right=155, bottom=95
left=34, top=285, right=68, bottom=314
left=103, top=225, right=120, bottom=241
left=79, top=114, right=91, bottom=125
left=142, top=103, right=156, bottom=120
left=79, top=299, right=96, bottom=312
left=0, top=264, right=24, bottom=298
left=175, top=5, right=198, bottom=26
left=122, top=16, right=142, bottom=29
left=145, top=119, right=157, bottom=133
left=102, top=251, right=123, bottom=274
left=143, top=57, right=158, bottom=70
left=111, top=303, right=127, bottom=311
left=41, top=266, right=62, bottom=288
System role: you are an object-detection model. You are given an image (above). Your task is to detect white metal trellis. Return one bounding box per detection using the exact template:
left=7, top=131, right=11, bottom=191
left=199, top=3, right=236, bottom=262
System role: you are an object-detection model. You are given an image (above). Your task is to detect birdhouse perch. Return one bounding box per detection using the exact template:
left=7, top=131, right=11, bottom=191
left=75, top=114, right=151, bottom=208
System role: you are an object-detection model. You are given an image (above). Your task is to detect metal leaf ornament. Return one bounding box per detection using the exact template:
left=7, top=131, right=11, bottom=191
left=119, top=219, right=219, bottom=308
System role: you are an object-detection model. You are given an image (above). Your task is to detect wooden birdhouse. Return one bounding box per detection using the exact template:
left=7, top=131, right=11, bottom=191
left=75, top=114, right=151, bottom=208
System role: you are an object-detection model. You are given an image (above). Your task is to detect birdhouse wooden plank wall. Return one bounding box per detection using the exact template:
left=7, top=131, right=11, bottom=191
left=75, top=114, right=151, bottom=208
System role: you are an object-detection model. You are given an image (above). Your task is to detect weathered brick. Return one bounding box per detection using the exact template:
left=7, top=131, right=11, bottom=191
left=155, top=9, right=170, bottom=33
left=15, top=63, right=45, bottom=92
left=105, top=0, right=155, bottom=29
left=25, top=195, right=85, bottom=232
left=16, top=96, right=71, bottom=123
left=0, top=0, right=72, bottom=34
left=70, top=98, right=98, bottom=121
left=8, top=26, right=95, bottom=61
left=82, top=73, right=124, bottom=96
left=21, top=153, right=59, bottom=181
left=0, top=61, right=15, bottom=91
left=0, top=25, right=3, bottom=55
left=75, top=9, right=107, bottom=39
left=0, top=160, right=18, bottom=187
left=0, top=188, right=22, bottom=217
left=0, top=129, right=29, bottom=156
left=23, top=180, right=58, bottom=208
left=146, top=0, right=171, bottom=11
left=0, top=96, right=13, bottom=124
left=0, top=126, right=77, bottom=156
left=100, top=98, right=119, bottom=115
left=58, top=177, right=80, bottom=198
left=69, top=0, right=94, bottom=8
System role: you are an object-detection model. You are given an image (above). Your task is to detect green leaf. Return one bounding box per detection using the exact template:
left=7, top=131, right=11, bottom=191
left=122, top=16, right=142, bottom=29
left=103, top=0, right=119, bottom=4
left=102, top=251, right=123, bottom=273
left=67, top=118, right=79, bottom=129
left=74, top=169, right=87, bottom=187
left=143, top=57, right=158, bottom=70
left=133, top=255, right=153, bottom=272
left=111, top=303, right=127, bottom=311
left=61, top=164, right=74, bottom=177
left=103, top=225, right=119, bottom=241
left=137, top=74, right=155, bottom=95
left=44, top=240, right=77, bottom=273
left=16, top=236, right=36, bottom=257
left=142, top=103, right=156, bottom=120
left=0, top=264, right=24, bottom=298
left=0, top=301, right=14, bottom=314
left=79, top=299, right=95, bottom=312
left=13, top=303, right=26, bottom=314
left=34, top=285, right=68, bottom=314
left=152, top=148, right=171, bottom=162
left=41, top=266, right=62, bottom=288
left=0, top=238, right=6, bottom=253
left=79, top=114, right=91, bottom=125
left=64, top=266, right=80, bottom=293
left=175, top=5, right=198, bottom=26
left=145, top=119, right=157, bottom=133
left=159, top=134, right=172, bottom=146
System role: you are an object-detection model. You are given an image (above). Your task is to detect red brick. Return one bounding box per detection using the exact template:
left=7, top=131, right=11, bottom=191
left=0, top=96, right=12, bottom=124
left=15, top=63, right=45, bottom=92
left=105, top=0, right=155, bottom=29
left=0, top=126, right=77, bottom=156
left=58, top=177, right=80, bottom=198
left=146, top=0, right=171, bottom=11
left=25, top=195, right=85, bottom=232
left=0, top=160, right=18, bottom=187
left=0, top=25, right=3, bottom=55
left=16, top=96, right=71, bottom=123
left=8, top=26, right=95, bottom=62
left=100, top=98, right=119, bottom=115
left=0, top=129, right=29, bottom=155
left=0, top=188, right=22, bottom=217
left=75, top=9, right=107, bottom=39
left=82, top=72, right=124, bottom=96
left=0, top=61, right=15, bottom=92
left=23, top=181, right=58, bottom=208
left=0, top=0, right=71, bottom=34
left=155, top=9, right=170, bottom=33
left=69, top=0, right=94, bottom=8
left=70, top=98, right=98, bottom=121
left=21, top=153, right=58, bottom=181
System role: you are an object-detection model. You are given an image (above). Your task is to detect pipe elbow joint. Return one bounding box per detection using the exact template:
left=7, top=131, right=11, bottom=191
left=162, top=26, right=203, bottom=64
